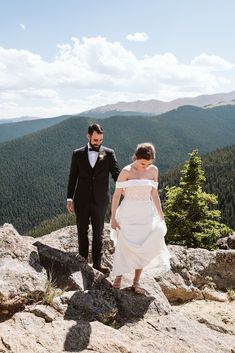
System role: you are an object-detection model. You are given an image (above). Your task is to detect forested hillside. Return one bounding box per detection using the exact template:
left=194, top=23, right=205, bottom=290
left=0, top=104, right=235, bottom=233
left=26, top=144, right=235, bottom=237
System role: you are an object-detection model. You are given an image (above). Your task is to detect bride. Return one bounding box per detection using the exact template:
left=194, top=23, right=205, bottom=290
left=110, top=142, right=171, bottom=294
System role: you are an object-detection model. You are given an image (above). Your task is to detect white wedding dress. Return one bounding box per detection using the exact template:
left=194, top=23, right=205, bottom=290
left=111, top=179, right=171, bottom=276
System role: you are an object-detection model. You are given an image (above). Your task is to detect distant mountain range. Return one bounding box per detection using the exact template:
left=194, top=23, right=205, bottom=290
left=0, top=116, right=39, bottom=124
left=0, top=104, right=235, bottom=233
left=1, top=90, right=235, bottom=144
left=81, top=90, right=235, bottom=118
left=0, top=115, right=73, bottom=144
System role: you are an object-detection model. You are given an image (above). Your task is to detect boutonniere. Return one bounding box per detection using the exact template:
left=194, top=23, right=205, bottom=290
left=99, top=151, right=106, bottom=160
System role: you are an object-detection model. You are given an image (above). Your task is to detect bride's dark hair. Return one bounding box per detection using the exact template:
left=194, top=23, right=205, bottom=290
left=132, top=142, right=156, bottom=161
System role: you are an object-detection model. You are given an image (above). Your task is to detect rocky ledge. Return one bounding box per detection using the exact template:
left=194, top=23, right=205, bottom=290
left=1, top=223, right=235, bottom=353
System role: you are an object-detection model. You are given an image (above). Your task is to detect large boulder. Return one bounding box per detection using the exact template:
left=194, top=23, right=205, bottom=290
left=217, top=232, right=235, bottom=250
left=0, top=311, right=142, bottom=353
left=156, top=245, right=235, bottom=302
left=1, top=304, right=235, bottom=353
left=0, top=224, right=47, bottom=298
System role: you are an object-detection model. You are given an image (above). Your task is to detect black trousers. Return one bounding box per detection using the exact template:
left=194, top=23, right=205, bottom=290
left=75, top=201, right=107, bottom=266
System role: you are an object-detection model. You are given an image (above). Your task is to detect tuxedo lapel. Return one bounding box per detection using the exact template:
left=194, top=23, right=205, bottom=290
left=93, top=146, right=106, bottom=173
left=84, top=145, right=93, bottom=171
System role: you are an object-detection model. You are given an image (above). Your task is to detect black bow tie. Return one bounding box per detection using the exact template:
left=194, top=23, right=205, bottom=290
left=89, top=147, right=99, bottom=152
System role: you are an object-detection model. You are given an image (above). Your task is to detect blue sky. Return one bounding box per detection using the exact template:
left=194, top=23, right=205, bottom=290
left=0, top=0, right=235, bottom=119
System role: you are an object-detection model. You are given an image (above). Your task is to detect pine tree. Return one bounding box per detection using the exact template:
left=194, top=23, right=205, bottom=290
left=164, top=150, right=232, bottom=249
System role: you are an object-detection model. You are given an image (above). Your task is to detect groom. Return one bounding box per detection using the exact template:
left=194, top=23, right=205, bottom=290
left=67, top=123, right=120, bottom=274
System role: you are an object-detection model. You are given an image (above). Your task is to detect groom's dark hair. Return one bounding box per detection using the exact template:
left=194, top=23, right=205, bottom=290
left=88, top=123, right=103, bottom=135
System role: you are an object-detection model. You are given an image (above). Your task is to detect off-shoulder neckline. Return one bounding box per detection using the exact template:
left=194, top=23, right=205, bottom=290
left=115, top=179, right=158, bottom=189
left=119, top=178, right=157, bottom=182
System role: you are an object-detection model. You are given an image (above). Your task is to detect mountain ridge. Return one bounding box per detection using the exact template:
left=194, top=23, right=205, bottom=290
left=0, top=114, right=75, bottom=144
left=81, top=90, right=235, bottom=117
left=1, top=90, right=235, bottom=125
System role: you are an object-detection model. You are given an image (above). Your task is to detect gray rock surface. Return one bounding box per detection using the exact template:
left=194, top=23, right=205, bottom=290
left=1, top=222, right=235, bottom=353
left=217, top=232, right=235, bottom=250
left=157, top=244, right=235, bottom=302
left=0, top=224, right=47, bottom=297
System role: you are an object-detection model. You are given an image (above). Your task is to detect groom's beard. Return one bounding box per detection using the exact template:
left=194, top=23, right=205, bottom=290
left=90, top=142, right=101, bottom=152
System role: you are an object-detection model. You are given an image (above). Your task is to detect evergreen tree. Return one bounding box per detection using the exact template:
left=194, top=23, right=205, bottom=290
left=164, top=150, right=232, bottom=249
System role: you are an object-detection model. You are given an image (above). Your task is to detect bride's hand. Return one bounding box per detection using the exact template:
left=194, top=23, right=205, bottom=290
left=111, top=219, right=120, bottom=230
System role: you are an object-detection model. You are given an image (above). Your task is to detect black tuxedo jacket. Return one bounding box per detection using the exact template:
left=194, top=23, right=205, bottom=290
left=67, top=145, right=120, bottom=208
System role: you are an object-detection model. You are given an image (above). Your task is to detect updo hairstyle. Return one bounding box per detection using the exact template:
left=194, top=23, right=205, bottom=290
left=132, top=142, right=156, bottom=161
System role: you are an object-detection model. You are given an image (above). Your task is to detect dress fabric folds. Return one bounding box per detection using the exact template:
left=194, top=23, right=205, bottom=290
left=111, top=179, right=171, bottom=276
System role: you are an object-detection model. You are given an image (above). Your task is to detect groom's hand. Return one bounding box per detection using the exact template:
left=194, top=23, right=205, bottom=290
left=67, top=200, right=74, bottom=214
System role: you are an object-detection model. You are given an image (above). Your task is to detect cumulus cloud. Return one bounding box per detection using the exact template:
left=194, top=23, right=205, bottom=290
left=19, top=23, right=26, bottom=30
left=126, top=32, right=149, bottom=42
left=191, top=53, right=233, bottom=71
left=0, top=36, right=235, bottom=119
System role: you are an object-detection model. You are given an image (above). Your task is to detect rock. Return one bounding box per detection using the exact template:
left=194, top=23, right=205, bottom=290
left=64, top=289, right=118, bottom=324
left=24, top=304, right=59, bottom=322
left=1, top=308, right=235, bottom=353
left=33, top=241, right=112, bottom=291
left=0, top=258, right=47, bottom=298
left=1, top=222, right=235, bottom=353
left=217, top=232, right=235, bottom=250
left=32, top=239, right=171, bottom=327
left=39, top=225, right=79, bottom=252
left=173, top=300, right=235, bottom=336
left=155, top=270, right=203, bottom=302
left=113, top=273, right=173, bottom=319
left=227, top=234, right=235, bottom=249
left=201, top=287, right=227, bottom=302
left=0, top=224, right=47, bottom=298
left=0, top=294, right=26, bottom=322
left=0, top=223, right=34, bottom=261
left=209, top=250, right=235, bottom=290
left=0, top=311, right=142, bottom=353
left=51, top=290, right=77, bottom=315
left=70, top=271, right=84, bottom=290
left=217, top=236, right=229, bottom=249
left=156, top=245, right=235, bottom=303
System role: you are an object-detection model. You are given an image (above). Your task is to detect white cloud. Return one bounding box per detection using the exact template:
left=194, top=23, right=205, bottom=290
left=126, top=32, right=149, bottom=42
left=20, top=23, right=26, bottom=31
left=0, top=36, right=235, bottom=119
left=191, top=53, right=233, bottom=71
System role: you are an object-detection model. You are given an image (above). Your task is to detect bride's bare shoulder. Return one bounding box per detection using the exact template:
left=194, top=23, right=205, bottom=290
left=123, top=163, right=133, bottom=172
left=117, top=164, right=131, bottom=181
left=150, top=165, right=158, bottom=172
left=150, top=165, right=158, bottom=179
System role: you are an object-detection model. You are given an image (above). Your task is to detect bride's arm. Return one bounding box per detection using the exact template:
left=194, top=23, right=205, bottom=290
left=151, top=166, right=164, bottom=221
left=111, top=169, right=129, bottom=230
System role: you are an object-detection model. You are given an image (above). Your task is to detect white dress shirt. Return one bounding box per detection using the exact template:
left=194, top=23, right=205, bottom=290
left=88, top=142, right=99, bottom=168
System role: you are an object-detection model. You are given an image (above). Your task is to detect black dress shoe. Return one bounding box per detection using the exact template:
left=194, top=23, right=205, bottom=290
left=93, top=265, right=110, bottom=274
